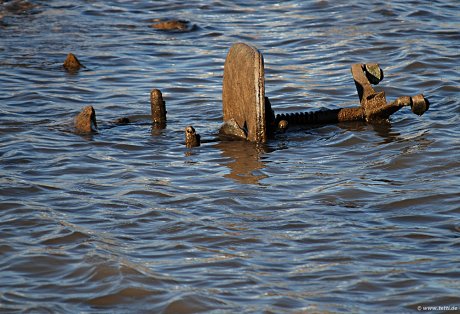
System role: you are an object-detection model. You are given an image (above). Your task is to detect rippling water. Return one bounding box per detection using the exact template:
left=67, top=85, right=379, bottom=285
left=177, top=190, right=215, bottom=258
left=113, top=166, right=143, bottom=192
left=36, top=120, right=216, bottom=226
left=1, top=1, right=459, bottom=313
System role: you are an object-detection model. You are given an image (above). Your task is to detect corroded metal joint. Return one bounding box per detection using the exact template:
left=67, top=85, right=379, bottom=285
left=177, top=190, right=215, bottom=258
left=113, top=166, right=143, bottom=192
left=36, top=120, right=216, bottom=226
left=220, top=43, right=429, bottom=142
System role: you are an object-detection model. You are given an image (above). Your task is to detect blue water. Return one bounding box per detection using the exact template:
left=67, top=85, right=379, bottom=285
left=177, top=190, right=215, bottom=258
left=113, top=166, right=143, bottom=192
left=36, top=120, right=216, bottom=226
left=1, top=1, right=459, bottom=313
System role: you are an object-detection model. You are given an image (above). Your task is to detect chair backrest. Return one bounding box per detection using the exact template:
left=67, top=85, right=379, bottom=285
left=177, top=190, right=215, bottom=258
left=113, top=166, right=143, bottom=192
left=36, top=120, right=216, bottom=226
left=222, top=43, right=267, bottom=143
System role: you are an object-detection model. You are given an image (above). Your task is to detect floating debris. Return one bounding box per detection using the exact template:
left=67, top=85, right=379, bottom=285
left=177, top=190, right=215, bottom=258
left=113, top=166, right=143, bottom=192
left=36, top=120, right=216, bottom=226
left=113, top=117, right=130, bottom=125
left=151, top=19, right=192, bottom=31
left=2, top=0, right=35, bottom=15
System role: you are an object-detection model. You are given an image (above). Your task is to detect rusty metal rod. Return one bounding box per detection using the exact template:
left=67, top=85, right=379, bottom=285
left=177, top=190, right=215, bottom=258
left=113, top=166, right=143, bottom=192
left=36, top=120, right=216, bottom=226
left=273, top=93, right=429, bottom=129
left=275, top=107, right=364, bottom=126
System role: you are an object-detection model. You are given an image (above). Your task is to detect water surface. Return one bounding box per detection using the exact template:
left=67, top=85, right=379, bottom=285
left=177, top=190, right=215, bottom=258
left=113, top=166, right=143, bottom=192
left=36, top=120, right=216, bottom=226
left=1, top=0, right=459, bottom=313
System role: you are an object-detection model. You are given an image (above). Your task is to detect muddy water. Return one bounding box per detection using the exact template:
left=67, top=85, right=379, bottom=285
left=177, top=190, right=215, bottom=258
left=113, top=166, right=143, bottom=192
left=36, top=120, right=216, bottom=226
left=1, top=1, right=459, bottom=313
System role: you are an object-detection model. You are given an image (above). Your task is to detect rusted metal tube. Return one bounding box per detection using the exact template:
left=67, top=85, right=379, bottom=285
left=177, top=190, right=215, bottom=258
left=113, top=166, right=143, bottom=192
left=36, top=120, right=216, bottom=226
left=275, top=106, right=365, bottom=126
left=150, top=89, right=166, bottom=128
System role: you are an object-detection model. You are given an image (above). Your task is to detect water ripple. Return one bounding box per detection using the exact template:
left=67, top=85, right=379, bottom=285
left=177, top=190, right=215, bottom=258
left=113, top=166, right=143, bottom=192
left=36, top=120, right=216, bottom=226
left=1, top=0, right=459, bottom=313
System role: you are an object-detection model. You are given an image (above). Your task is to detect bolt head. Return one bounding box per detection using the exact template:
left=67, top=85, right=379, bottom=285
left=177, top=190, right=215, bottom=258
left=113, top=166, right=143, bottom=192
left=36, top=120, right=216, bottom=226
left=278, top=120, right=288, bottom=132
left=411, top=94, right=429, bottom=116
left=365, top=63, right=384, bottom=85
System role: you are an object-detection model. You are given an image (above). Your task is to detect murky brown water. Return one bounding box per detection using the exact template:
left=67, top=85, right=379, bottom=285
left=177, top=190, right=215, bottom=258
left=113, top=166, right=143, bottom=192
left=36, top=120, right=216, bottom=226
left=1, top=1, right=459, bottom=313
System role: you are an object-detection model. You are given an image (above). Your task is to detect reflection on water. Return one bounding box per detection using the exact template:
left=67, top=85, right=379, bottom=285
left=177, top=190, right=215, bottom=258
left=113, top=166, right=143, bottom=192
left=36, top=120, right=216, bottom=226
left=215, top=141, right=268, bottom=185
left=370, top=121, right=402, bottom=143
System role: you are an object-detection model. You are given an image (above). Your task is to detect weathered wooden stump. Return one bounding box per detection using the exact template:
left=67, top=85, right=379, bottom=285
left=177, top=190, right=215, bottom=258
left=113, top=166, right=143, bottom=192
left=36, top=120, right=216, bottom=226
left=63, top=53, right=84, bottom=71
left=221, top=43, right=268, bottom=143
left=74, top=106, right=97, bottom=134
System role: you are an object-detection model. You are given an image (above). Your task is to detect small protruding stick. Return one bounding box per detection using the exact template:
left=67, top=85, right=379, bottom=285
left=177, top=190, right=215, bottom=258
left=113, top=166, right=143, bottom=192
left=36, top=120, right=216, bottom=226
left=185, top=126, right=200, bottom=148
left=63, top=53, right=84, bottom=71
left=150, top=89, right=166, bottom=128
left=74, top=106, right=97, bottom=134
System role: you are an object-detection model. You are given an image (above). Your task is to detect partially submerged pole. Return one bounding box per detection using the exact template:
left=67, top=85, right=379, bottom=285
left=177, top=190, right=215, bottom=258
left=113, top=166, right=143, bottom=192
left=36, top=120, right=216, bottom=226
left=150, top=89, right=166, bottom=128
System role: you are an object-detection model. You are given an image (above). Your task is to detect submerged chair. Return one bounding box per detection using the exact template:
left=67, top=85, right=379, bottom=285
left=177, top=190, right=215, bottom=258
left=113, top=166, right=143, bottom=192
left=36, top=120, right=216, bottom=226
left=220, top=43, right=429, bottom=143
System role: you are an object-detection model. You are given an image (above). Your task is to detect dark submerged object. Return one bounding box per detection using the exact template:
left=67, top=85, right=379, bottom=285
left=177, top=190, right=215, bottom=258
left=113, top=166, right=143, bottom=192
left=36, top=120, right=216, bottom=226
left=151, top=19, right=191, bottom=31
left=113, top=117, right=130, bottom=125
